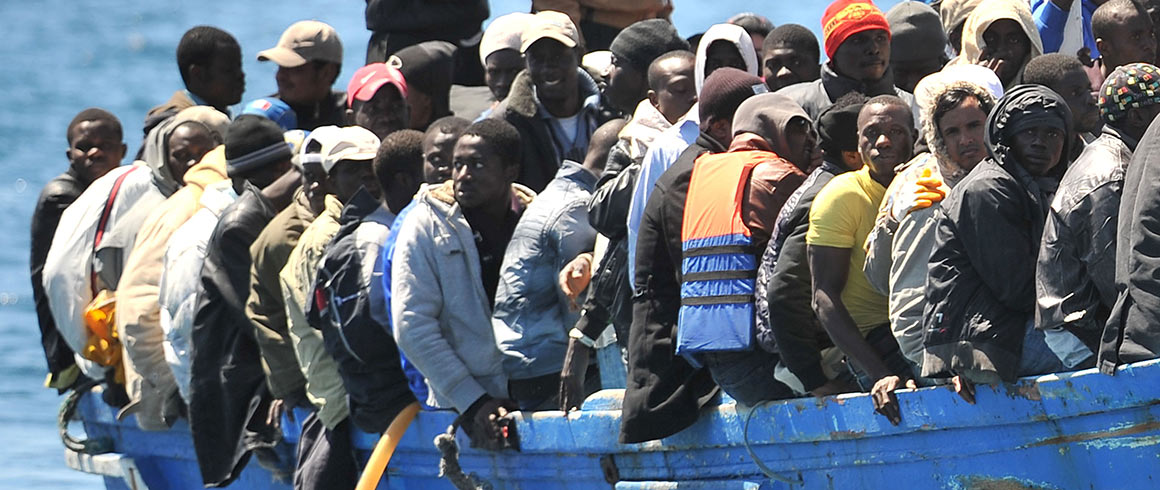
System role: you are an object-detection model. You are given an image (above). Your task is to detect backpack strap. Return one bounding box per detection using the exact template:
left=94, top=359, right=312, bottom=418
left=90, top=166, right=140, bottom=296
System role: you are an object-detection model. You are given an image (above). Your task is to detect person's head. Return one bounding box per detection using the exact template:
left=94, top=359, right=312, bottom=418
left=857, top=95, right=916, bottom=184
left=452, top=119, right=521, bottom=210
left=422, top=116, right=471, bottom=184
left=176, top=26, right=245, bottom=109
left=241, top=97, right=298, bottom=131
left=697, top=67, right=768, bottom=145
left=1099, top=63, right=1160, bottom=140
left=695, top=23, right=758, bottom=93
left=1024, top=53, right=1102, bottom=134
left=225, top=115, right=295, bottom=192
left=392, top=41, right=457, bottom=131
left=142, top=106, right=229, bottom=192
left=886, top=2, right=949, bottom=93
left=727, top=12, right=775, bottom=58
left=939, top=0, right=984, bottom=56
left=1094, top=0, right=1157, bottom=71
left=345, top=63, right=410, bottom=139
left=822, top=0, right=892, bottom=83
left=166, top=121, right=220, bottom=184
left=607, top=19, right=690, bottom=113
left=761, top=24, right=822, bottom=92
left=929, top=84, right=995, bottom=173
left=521, top=11, right=583, bottom=116
left=817, top=92, right=870, bottom=170
left=480, top=13, right=535, bottom=102
left=584, top=119, right=629, bottom=175
left=961, top=0, right=1042, bottom=88
left=647, top=50, right=697, bottom=124
left=732, top=93, right=819, bottom=171
left=297, top=126, right=341, bottom=213
left=321, top=126, right=381, bottom=203
left=1139, top=0, right=1160, bottom=54
left=66, top=108, right=125, bottom=185
left=987, top=84, right=1072, bottom=177
left=373, top=129, right=425, bottom=213
left=259, top=21, right=343, bottom=107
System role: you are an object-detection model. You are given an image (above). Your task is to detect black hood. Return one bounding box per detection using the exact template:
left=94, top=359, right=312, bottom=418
left=985, top=84, right=1073, bottom=171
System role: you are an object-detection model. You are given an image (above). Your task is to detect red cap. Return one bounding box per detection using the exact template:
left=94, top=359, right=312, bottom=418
left=821, top=0, right=891, bottom=59
left=346, top=63, right=408, bottom=109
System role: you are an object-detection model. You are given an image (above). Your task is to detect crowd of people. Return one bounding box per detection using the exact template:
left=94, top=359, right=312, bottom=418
left=28, top=0, right=1160, bottom=487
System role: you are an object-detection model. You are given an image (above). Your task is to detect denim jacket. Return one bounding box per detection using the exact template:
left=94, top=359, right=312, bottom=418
left=492, top=161, right=599, bottom=380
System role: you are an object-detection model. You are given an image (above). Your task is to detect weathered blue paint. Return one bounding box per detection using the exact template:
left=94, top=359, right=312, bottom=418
left=73, top=359, right=1160, bottom=489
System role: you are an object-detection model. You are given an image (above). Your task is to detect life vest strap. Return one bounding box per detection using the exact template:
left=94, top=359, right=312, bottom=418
left=682, top=294, right=756, bottom=306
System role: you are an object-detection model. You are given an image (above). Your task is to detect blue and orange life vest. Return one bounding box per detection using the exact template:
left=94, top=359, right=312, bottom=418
left=676, top=151, right=767, bottom=356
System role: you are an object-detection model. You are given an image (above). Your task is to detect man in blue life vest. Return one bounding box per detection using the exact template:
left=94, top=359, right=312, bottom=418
left=677, top=92, right=820, bottom=405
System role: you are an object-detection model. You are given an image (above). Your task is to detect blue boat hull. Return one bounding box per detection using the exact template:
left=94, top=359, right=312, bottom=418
left=72, top=359, right=1160, bottom=489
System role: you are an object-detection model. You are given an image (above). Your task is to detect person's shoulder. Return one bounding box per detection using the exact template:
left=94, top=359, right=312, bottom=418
left=37, top=172, right=83, bottom=203
left=776, top=79, right=823, bottom=99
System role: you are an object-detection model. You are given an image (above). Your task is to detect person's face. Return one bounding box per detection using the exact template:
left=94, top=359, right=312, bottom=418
left=525, top=39, right=579, bottom=103
left=937, top=96, right=988, bottom=171
left=351, top=85, right=409, bottom=139
left=300, top=161, right=332, bottom=213
left=330, top=160, right=380, bottom=203
left=1145, top=0, right=1160, bottom=53
left=165, top=123, right=216, bottom=184
left=858, top=103, right=915, bottom=181
left=484, top=49, right=524, bottom=101
left=980, top=19, right=1032, bottom=86
left=704, top=40, right=747, bottom=78
left=891, top=57, right=946, bottom=93
left=649, top=59, right=697, bottom=124
left=763, top=46, right=820, bottom=91
left=67, top=120, right=125, bottom=184
left=197, top=45, right=245, bottom=107
left=452, top=135, right=516, bottom=210
left=605, top=54, right=647, bottom=113
left=1054, top=68, right=1102, bottom=134
left=276, top=62, right=332, bottom=106
left=1011, top=125, right=1066, bottom=176
left=407, top=90, right=433, bottom=130
left=422, top=129, right=458, bottom=184
left=782, top=116, right=822, bottom=171
left=245, top=159, right=292, bottom=191
left=1100, top=10, right=1157, bottom=68
left=832, top=29, right=890, bottom=82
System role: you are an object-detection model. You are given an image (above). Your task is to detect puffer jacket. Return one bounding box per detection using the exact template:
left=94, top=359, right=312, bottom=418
left=189, top=182, right=278, bottom=487
left=116, top=146, right=228, bottom=430
left=281, top=195, right=348, bottom=430
left=306, top=188, right=414, bottom=434
left=922, top=85, right=1072, bottom=381
left=1100, top=117, right=1160, bottom=374
left=777, top=63, right=920, bottom=128
left=30, top=168, right=86, bottom=382
left=1037, top=126, right=1135, bottom=348
left=391, top=181, right=535, bottom=412
left=158, top=180, right=237, bottom=401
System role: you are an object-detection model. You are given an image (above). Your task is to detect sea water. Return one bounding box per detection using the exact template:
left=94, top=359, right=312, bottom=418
left=0, top=0, right=907, bottom=487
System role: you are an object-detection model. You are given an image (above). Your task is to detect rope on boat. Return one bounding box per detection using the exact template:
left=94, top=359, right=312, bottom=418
left=59, top=377, right=114, bottom=455
left=742, top=401, right=804, bottom=485
left=433, top=419, right=494, bottom=490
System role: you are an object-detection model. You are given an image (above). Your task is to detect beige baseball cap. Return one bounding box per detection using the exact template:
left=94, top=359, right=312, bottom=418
left=320, top=126, right=380, bottom=174
left=520, top=11, right=580, bottom=53
left=258, top=20, right=343, bottom=68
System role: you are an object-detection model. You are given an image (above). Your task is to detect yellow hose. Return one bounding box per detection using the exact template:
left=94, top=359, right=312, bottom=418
left=355, top=401, right=422, bottom=490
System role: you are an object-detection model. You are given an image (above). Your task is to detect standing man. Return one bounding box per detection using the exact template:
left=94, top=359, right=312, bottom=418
left=146, top=26, right=245, bottom=135
left=258, top=21, right=347, bottom=130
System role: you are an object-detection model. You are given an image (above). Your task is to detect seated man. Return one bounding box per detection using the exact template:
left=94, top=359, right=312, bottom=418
left=761, top=24, right=822, bottom=92
left=31, top=108, right=125, bottom=390
left=923, top=85, right=1073, bottom=385
left=885, top=2, right=948, bottom=93
left=145, top=26, right=244, bottom=135
left=807, top=95, right=916, bottom=424
left=392, top=119, right=534, bottom=449
left=778, top=0, right=918, bottom=124
left=495, top=11, right=609, bottom=192
left=258, top=20, right=347, bottom=129
left=760, top=93, right=866, bottom=397
left=1038, top=64, right=1160, bottom=367
left=494, top=120, right=625, bottom=411
left=864, top=66, right=1000, bottom=368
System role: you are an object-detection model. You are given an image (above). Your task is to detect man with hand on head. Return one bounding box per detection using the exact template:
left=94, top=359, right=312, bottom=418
left=259, top=20, right=347, bottom=130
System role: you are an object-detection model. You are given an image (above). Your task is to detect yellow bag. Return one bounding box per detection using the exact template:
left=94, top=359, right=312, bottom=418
left=82, top=288, right=124, bottom=384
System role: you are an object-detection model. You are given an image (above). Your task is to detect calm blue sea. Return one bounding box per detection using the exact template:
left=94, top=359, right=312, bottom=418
left=0, top=0, right=906, bottom=487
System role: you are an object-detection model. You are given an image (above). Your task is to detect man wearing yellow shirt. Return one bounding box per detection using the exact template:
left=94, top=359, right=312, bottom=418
left=807, top=94, right=916, bottom=425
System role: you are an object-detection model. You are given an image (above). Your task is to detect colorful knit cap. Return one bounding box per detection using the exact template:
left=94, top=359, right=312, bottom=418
left=821, top=0, right=891, bottom=59
left=1099, top=63, right=1160, bottom=123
